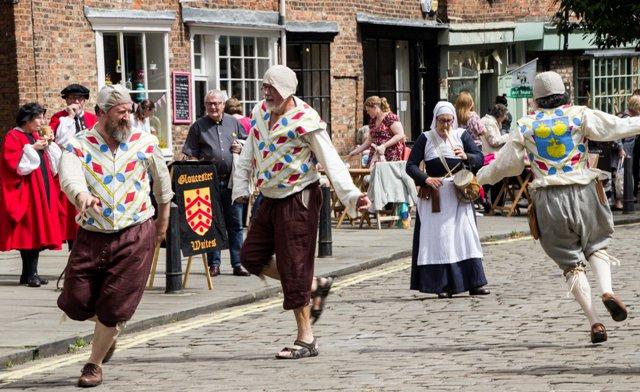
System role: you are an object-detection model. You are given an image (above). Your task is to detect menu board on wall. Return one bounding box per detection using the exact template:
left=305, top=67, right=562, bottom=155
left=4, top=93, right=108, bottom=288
left=172, top=71, right=192, bottom=124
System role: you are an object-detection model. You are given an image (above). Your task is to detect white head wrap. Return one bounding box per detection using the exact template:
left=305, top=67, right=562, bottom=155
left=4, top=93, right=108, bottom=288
left=429, top=101, right=458, bottom=132
left=96, top=84, right=132, bottom=112
left=263, top=65, right=298, bottom=99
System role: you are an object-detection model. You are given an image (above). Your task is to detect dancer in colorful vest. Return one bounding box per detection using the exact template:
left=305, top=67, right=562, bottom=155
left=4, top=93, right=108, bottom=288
left=57, top=85, right=173, bottom=387
left=233, top=65, right=371, bottom=359
left=478, top=71, right=640, bottom=344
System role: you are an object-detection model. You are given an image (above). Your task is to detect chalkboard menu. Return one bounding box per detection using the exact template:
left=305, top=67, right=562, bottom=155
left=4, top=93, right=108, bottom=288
left=172, top=71, right=192, bottom=124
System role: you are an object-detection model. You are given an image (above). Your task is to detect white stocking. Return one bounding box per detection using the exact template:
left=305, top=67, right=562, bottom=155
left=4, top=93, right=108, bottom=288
left=588, top=249, right=614, bottom=295
left=565, top=268, right=600, bottom=326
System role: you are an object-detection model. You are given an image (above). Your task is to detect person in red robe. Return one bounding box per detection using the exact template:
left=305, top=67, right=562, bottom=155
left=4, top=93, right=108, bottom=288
left=49, top=84, right=97, bottom=247
left=0, top=103, right=63, bottom=287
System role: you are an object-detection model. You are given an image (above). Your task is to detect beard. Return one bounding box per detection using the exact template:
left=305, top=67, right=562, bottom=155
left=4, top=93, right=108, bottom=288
left=106, top=117, right=132, bottom=142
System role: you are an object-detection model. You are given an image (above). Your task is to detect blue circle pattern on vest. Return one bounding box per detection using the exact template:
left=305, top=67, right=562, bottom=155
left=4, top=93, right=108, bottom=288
left=263, top=112, right=270, bottom=121
left=578, top=144, right=586, bottom=153
left=555, top=108, right=564, bottom=116
left=104, top=175, right=113, bottom=184
left=115, top=173, right=126, bottom=182
left=287, top=130, right=296, bottom=139
left=563, top=166, right=573, bottom=173
left=103, top=208, right=112, bottom=217
left=116, top=204, right=126, bottom=213
left=536, top=112, right=544, bottom=120
left=573, top=117, right=582, bottom=126
left=85, top=153, right=92, bottom=164
left=548, top=167, right=557, bottom=175
left=119, top=143, right=128, bottom=152
left=100, top=144, right=109, bottom=153
left=284, top=154, right=293, bottom=163
left=281, top=118, right=289, bottom=126
left=137, top=152, right=146, bottom=161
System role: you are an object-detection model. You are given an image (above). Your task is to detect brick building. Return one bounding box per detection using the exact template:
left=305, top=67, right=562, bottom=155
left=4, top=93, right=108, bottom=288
left=1, top=0, right=639, bottom=159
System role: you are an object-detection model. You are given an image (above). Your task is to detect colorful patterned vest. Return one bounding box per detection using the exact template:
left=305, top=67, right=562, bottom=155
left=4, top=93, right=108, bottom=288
left=517, top=105, right=589, bottom=179
left=249, top=98, right=325, bottom=193
left=66, top=130, right=158, bottom=231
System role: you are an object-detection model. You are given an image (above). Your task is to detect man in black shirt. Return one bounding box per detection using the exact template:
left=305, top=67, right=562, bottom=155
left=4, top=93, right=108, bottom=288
left=182, top=90, right=250, bottom=277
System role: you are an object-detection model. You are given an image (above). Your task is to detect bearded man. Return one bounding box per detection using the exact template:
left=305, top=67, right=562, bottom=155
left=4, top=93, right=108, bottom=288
left=233, top=65, right=371, bottom=359
left=57, top=85, right=173, bottom=387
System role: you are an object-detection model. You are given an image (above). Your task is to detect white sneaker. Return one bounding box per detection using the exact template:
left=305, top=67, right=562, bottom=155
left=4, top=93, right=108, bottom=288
left=475, top=211, right=484, bottom=217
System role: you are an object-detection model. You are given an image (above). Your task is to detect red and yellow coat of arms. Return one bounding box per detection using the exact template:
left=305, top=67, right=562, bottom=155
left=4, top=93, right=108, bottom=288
left=184, top=187, right=213, bottom=235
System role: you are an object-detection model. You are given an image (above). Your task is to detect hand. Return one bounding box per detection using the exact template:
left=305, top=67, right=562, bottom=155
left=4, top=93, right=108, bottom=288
left=356, top=194, right=371, bottom=212
left=425, top=177, right=442, bottom=189
left=66, top=104, right=79, bottom=117
left=234, top=195, right=250, bottom=204
left=154, top=217, right=169, bottom=245
left=231, top=140, right=242, bottom=154
left=375, top=144, right=386, bottom=156
left=453, top=147, right=467, bottom=161
left=75, top=192, right=101, bottom=215
left=32, top=139, right=48, bottom=151
left=619, top=149, right=626, bottom=159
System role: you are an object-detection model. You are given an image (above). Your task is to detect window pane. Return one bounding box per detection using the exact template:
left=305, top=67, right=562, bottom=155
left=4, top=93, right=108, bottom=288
left=321, top=44, right=330, bottom=69
left=321, top=98, right=330, bottom=121
left=231, top=81, right=243, bottom=100
left=219, top=58, right=228, bottom=79
left=321, top=71, right=330, bottom=96
left=312, top=71, right=321, bottom=96
left=245, top=102, right=254, bottom=115
left=230, top=36, right=241, bottom=56
left=243, top=37, right=255, bottom=57
left=303, top=44, right=312, bottom=70
left=148, top=93, right=168, bottom=148
left=103, top=33, right=121, bottom=86
left=244, top=58, right=255, bottom=79
left=231, top=58, right=242, bottom=79
left=194, top=55, right=202, bottom=71
left=123, top=33, right=144, bottom=94
left=195, top=80, right=207, bottom=119
left=378, top=39, right=395, bottom=91
left=287, top=44, right=302, bottom=70
left=258, top=59, right=269, bottom=77
left=245, top=80, right=256, bottom=102
left=220, top=80, right=229, bottom=96
left=145, top=33, right=166, bottom=90
left=194, top=35, right=202, bottom=53
left=257, top=37, right=269, bottom=57
left=311, top=44, right=320, bottom=69
left=219, top=36, right=227, bottom=56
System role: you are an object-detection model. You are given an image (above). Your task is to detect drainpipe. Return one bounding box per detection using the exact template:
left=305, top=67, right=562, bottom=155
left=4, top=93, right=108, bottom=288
left=279, top=0, right=287, bottom=65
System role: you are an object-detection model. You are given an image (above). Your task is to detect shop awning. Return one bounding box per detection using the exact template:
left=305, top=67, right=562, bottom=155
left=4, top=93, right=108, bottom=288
left=84, top=7, right=176, bottom=31
left=182, top=7, right=281, bottom=30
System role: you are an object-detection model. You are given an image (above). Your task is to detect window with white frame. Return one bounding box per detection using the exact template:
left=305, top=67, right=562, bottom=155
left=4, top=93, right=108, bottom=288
left=218, top=35, right=271, bottom=115
left=98, top=31, right=171, bottom=150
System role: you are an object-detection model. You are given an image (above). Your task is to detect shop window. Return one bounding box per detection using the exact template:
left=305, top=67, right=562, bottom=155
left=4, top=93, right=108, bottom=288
left=447, top=49, right=496, bottom=110
left=100, top=32, right=170, bottom=149
left=576, top=56, right=640, bottom=113
left=287, top=42, right=331, bottom=135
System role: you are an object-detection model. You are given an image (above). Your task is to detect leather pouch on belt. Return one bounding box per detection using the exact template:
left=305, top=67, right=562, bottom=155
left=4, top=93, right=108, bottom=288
left=527, top=202, right=540, bottom=240
left=418, top=186, right=441, bottom=213
left=595, top=180, right=607, bottom=205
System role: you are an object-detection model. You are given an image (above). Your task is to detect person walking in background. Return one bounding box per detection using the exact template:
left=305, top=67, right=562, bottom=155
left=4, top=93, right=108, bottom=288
left=480, top=104, right=511, bottom=210
left=57, top=85, right=173, bottom=387
left=50, top=84, right=98, bottom=249
left=182, top=90, right=250, bottom=277
left=347, top=96, right=406, bottom=166
left=478, top=71, right=640, bottom=344
left=130, top=99, right=157, bottom=135
left=406, top=101, right=489, bottom=299
left=0, top=103, right=62, bottom=287
left=455, top=91, right=486, bottom=148
left=233, top=65, right=371, bottom=359
left=225, top=97, right=251, bottom=137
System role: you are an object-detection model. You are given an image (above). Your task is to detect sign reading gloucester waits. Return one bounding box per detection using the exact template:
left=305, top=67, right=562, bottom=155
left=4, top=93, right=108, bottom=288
left=172, top=162, right=228, bottom=256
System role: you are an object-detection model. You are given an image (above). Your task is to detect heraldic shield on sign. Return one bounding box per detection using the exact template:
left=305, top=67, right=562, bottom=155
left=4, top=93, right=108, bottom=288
left=171, top=161, right=228, bottom=257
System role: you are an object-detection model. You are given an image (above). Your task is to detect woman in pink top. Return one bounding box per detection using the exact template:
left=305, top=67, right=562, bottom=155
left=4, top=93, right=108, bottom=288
left=455, top=91, right=486, bottom=148
left=225, top=97, right=251, bottom=137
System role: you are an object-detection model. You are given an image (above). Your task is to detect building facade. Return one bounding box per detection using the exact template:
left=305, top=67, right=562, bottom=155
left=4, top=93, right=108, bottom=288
left=1, top=0, right=638, bottom=159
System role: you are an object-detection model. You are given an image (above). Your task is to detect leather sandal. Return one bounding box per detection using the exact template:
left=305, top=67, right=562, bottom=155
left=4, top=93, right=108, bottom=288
left=311, top=277, right=334, bottom=325
left=275, top=338, right=319, bottom=359
left=602, top=293, right=628, bottom=322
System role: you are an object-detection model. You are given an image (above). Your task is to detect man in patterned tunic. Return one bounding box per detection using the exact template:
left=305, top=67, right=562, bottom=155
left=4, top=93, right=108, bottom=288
left=57, top=85, right=174, bottom=387
left=478, top=72, right=640, bottom=344
left=233, top=65, right=371, bottom=359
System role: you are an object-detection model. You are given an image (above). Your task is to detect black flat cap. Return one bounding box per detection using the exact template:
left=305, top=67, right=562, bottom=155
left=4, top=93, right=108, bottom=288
left=61, top=84, right=90, bottom=99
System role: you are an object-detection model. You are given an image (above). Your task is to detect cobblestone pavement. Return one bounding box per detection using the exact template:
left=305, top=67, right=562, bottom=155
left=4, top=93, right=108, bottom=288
left=2, top=225, right=640, bottom=392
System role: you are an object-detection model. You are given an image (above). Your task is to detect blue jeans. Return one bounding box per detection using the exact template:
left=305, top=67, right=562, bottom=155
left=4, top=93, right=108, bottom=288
left=207, top=182, right=244, bottom=268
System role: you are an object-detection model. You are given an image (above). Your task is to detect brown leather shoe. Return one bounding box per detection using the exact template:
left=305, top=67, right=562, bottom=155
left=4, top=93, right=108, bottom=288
left=77, top=363, right=102, bottom=388
left=602, top=293, right=628, bottom=322
left=232, top=266, right=250, bottom=276
left=102, top=341, right=117, bottom=364
left=209, top=265, right=220, bottom=277
left=469, top=287, right=490, bottom=296
left=590, top=323, right=607, bottom=344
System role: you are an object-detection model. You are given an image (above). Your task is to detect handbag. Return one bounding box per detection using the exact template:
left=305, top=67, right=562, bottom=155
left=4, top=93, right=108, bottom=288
left=427, top=131, right=480, bottom=202
left=527, top=203, right=540, bottom=240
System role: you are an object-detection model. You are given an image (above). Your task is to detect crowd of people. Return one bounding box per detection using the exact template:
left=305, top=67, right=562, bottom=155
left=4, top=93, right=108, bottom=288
left=2, top=64, right=640, bottom=388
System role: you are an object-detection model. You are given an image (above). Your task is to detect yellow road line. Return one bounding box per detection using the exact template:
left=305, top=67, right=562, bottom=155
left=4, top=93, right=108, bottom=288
left=0, top=234, right=529, bottom=384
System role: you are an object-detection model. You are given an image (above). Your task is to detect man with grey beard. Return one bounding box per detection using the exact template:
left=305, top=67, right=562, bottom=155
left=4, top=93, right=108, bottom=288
left=57, top=85, right=173, bottom=387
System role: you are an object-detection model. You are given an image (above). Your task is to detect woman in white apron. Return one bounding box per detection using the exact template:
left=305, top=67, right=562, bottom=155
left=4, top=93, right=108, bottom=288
left=406, top=101, right=489, bottom=298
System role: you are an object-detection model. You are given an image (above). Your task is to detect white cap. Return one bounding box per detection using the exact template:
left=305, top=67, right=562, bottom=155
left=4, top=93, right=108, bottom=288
left=533, top=71, right=566, bottom=100
left=263, top=65, right=298, bottom=99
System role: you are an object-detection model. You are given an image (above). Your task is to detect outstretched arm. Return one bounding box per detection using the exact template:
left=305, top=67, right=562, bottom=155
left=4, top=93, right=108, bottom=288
left=477, top=131, right=526, bottom=186
left=582, top=108, right=640, bottom=142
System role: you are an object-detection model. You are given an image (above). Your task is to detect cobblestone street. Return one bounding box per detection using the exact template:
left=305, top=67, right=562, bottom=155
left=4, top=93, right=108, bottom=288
left=3, top=225, right=640, bottom=391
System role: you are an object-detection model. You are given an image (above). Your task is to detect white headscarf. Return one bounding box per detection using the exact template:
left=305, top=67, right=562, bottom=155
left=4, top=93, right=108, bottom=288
left=429, top=101, right=458, bottom=132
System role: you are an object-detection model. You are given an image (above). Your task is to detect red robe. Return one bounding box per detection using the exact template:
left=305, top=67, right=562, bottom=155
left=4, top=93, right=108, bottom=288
left=0, top=129, right=62, bottom=251
left=49, top=110, right=97, bottom=241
